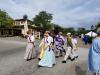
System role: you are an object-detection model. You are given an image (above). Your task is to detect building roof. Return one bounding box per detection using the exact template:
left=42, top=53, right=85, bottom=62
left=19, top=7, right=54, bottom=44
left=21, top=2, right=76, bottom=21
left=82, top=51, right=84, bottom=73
left=28, top=25, right=43, bottom=30
left=15, top=19, right=32, bottom=22
left=13, top=25, right=24, bottom=29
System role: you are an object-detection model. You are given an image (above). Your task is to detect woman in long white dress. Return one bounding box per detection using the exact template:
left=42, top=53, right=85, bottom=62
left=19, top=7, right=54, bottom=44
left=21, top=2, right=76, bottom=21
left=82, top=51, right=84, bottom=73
left=38, top=31, right=56, bottom=67
left=24, top=30, right=35, bottom=61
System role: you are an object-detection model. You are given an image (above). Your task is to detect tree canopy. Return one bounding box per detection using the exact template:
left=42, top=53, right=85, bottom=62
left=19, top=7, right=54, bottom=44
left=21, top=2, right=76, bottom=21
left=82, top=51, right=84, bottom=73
left=32, top=11, right=92, bottom=35
left=33, top=11, right=53, bottom=32
left=0, top=9, right=14, bottom=28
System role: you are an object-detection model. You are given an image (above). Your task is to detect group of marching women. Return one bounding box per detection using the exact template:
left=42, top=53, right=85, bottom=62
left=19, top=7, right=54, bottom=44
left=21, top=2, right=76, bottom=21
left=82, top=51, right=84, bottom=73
left=24, top=29, right=78, bottom=68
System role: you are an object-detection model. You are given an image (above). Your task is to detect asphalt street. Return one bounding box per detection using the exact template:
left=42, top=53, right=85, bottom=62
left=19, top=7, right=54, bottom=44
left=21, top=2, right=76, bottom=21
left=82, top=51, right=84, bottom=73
left=0, top=38, right=92, bottom=75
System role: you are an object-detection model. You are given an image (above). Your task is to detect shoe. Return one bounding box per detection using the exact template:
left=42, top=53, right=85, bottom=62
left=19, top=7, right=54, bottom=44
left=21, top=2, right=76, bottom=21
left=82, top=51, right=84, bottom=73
left=53, top=64, right=56, bottom=66
left=68, top=56, right=71, bottom=60
left=38, top=58, right=41, bottom=61
left=62, top=61, right=66, bottom=63
left=26, top=59, right=31, bottom=61
left=70, top=58, right=75, bottom=61
left=75, top=56, right=78, bottom=59
left=56, top=56, right=59, bottom=58
left=38, top=65, right=42, bottom=67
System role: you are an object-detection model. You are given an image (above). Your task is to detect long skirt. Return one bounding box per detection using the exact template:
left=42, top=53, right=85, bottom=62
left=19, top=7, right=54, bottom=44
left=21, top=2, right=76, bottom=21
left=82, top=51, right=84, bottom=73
left=56, top=45, right=65, bottom=52
left=38, top=48, right=56, bottom=67
left=88, top=51, right=100, bottom=73
left=24, top=43, right=35, bottom=60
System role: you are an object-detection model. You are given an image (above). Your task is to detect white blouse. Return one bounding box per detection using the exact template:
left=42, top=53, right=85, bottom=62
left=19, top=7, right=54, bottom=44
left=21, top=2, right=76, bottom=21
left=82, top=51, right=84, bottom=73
left=27, top=35, right=35, bottom=43
left=39, top=36, right=53, bottom=47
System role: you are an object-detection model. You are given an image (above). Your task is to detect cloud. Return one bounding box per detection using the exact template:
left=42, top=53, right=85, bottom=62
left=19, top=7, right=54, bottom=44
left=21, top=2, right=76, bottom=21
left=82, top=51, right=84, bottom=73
left=0, top=0, right=100, bottom=29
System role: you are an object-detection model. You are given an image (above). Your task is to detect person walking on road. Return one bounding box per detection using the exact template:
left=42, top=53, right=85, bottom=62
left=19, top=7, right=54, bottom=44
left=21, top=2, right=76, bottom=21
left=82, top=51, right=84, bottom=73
left=24, top=30, right=35, bottom=61
left=55, top=32, right=65, bottom=57
left=83, top=35, right=89, bottom=45
left=88, top=29, right=100, bottom=75
left=72, top=35, right=78, bottom=59
left=62, top=33, right=75, bottom=63
left=38, top=31, right=56, bottom=68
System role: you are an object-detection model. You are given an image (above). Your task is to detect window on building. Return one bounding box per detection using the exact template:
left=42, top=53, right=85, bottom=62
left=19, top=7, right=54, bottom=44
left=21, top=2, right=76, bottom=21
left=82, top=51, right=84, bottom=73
left=18, top=21, right=20, bottom=25
left=21, top=21, right=25, bottom=24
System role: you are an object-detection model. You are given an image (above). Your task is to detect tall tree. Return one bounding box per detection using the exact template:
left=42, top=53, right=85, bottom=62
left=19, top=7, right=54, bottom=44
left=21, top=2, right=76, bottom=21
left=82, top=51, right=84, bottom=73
left=33, top=11, right=53, bottom=32
left=53, top=24, right=63, bottom=34
left=77, top=27, right=87, bottom=34
left=63, top=27, right=76, bottom=35
left=0, top=9, right=14, bottom=28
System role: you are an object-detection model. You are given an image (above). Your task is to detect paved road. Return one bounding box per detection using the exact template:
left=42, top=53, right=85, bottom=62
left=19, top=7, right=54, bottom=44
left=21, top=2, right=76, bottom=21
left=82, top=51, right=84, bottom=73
left=0, top=38, right=92, bottom=75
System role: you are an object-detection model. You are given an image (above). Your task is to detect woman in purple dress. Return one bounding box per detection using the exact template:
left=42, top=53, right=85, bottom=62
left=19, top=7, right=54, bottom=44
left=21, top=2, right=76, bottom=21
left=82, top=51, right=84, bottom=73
left=55, top=32, right=65, bottom=57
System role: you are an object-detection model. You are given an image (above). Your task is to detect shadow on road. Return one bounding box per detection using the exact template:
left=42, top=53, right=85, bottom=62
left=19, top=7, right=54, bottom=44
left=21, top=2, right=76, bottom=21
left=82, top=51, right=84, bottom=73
left=75, top=66, right=86, bottom=75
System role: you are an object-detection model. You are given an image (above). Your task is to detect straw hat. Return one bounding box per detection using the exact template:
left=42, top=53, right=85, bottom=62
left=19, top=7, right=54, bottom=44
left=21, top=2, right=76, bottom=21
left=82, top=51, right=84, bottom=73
left=59, top=32, right=62, bottom=35
left=27, top=29, right=32, bottom=34
left=67, top=33, right=71, bottom=35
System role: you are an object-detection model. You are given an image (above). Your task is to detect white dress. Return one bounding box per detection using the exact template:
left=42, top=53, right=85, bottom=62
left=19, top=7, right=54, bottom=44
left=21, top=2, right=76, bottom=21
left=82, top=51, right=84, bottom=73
left=72, top=38, right=78, bottom=57
left=72, top=38, right=77, bottom=50
left=24, top=35, right=35, bottom=60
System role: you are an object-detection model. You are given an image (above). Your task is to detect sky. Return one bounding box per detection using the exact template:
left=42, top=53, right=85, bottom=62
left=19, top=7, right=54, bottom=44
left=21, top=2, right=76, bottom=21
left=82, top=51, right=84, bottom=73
left=0, top=0, right=100, bottom=29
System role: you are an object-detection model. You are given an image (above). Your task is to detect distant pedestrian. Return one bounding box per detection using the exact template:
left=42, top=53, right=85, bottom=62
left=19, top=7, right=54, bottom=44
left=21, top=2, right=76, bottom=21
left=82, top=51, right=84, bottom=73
left=84, top=35, right=88, bottom=45
left=88, top=29, right=100, bottom=75
left=24, top=30, right=35, bottom=61
left=81, top=34, right=84, bottom=40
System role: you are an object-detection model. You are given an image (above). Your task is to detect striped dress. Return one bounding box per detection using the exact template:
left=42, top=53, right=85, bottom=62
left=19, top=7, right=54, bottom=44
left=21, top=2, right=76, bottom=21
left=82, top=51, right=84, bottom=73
left=55, top=35, right=65, bottom=52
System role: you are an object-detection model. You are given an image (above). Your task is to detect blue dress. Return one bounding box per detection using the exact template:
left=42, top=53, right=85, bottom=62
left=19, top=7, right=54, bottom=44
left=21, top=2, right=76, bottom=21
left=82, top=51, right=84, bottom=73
left=39, top=48, right=56, bottom=67
left=88, top=38, right=100, bottom=72
left=39, top=36, right=56, bottom=68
